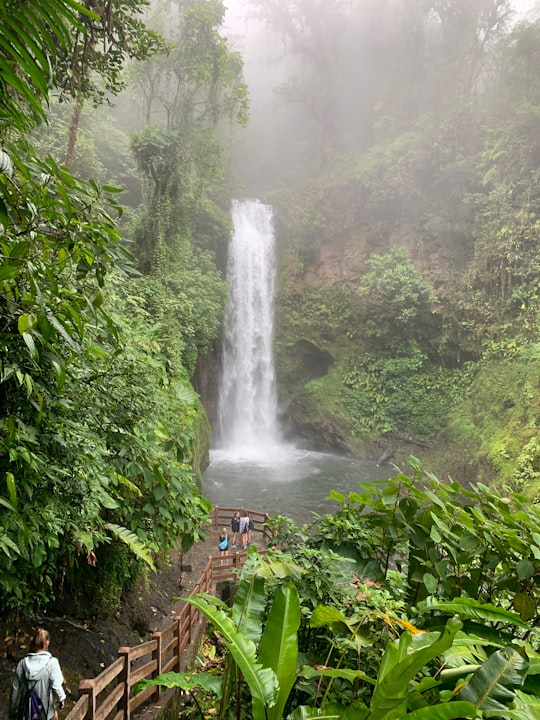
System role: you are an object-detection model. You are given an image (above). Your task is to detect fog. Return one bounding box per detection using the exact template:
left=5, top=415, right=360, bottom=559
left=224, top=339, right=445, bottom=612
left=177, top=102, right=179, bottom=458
left=220, top=0, right=540, bottom=194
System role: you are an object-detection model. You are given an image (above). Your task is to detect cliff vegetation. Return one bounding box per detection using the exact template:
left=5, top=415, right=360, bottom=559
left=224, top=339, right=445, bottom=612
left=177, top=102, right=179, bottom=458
left=236, top=1, right=540, bottom=494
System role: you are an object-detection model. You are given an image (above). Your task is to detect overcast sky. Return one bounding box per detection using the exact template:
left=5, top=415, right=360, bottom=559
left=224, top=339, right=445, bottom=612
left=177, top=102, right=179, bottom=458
left=515, top=0, right=537, bottom=12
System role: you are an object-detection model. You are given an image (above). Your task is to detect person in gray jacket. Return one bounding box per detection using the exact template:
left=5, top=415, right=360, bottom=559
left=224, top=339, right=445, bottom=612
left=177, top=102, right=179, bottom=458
left=9, top=627, right=66, bottom=720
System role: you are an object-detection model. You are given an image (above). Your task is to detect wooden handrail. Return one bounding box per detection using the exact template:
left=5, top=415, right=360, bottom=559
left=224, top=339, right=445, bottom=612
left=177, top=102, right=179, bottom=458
left=65, top=506, right=271, bottom=720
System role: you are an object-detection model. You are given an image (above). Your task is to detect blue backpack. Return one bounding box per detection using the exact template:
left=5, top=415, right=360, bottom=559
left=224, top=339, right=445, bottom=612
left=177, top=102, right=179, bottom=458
left=18, top=662, right=50, bottom=720
left=20, top=686, right=46, bottom=720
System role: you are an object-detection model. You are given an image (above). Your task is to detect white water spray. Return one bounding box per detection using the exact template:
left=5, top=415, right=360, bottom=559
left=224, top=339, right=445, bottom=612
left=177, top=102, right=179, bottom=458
left=217, top=199, right=282, bottom=460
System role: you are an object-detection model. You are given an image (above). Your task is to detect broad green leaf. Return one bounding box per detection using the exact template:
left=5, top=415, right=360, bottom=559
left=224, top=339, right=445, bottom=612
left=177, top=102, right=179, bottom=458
left=504, top=689, right=540, bottom=719
left=423, top=572, right=438, bottom=594
left=420, top=598, right=529, bottom=629
left=0, top=533, right=20, bottom=558
left=18, top=313, right=37, bottom=333
left=0, top=263, right=18, bottom=280
left=513, top=593, right=536, bottom=622
left=134, top=670, right=221, bottom=696
left=50, top=359, right=66, bottom=391
left=5, top=472, right=17, bottom=506
left=405, top=702, right=479, bottom=719
left=311, top=605, right=349, bottom=628
left=258, top=582, right=301, bottom=720
left=369, top=617, right=463, bottom=720
left=233, top=565, right=267, bottom=642
left=301, top=665, right=375, bottom=686
left=517, top=559, right=535, bottom=580
left=459, top=645, right=529, bottom=712
left=22, top=332, right=37, bottom=359
left=186, top=593, right=279, bottom=715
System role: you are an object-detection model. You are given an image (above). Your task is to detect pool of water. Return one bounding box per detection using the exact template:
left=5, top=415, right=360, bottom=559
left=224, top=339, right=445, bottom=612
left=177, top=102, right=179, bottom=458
left=203, top=446, right=395, bottom=524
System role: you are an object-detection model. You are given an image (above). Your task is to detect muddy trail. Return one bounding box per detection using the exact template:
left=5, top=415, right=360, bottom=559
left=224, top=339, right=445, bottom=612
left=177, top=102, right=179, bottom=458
left=0, top=527, right=235, bottom=719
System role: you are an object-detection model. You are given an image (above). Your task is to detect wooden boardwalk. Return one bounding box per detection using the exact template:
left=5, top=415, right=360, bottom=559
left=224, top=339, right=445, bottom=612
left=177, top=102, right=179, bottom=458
left=64, top=507, right=272, bottom=720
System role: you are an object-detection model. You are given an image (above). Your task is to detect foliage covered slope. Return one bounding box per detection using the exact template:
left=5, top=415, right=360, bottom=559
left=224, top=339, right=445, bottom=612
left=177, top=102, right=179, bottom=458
left=0, top=0, right=245, bottom=617
left=140, top=462, right=540, bottom=719
left=243, top=1, right=540, bottom=493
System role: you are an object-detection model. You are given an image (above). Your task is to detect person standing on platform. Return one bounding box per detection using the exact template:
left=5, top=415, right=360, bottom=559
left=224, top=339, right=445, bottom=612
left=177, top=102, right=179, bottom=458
left=218, top=527, right=229, bottom=555
left=240, top=510, right=250, bottom=550
left=230, top=511, right=240, bottom=548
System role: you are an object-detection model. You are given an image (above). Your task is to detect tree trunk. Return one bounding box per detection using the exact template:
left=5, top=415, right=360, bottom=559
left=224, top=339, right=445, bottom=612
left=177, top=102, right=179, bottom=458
left=65, top=100, right=82, bottom=169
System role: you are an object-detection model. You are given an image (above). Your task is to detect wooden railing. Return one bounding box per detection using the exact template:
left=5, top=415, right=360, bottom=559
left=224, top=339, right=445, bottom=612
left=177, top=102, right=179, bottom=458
left=64, top=507, right=271, bottom=720
left=210, top=506, right=274, bottom=546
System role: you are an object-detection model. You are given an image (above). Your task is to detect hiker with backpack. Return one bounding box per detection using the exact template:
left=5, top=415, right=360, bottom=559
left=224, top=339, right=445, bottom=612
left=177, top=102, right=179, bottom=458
left=9, top=627, right=66, bottom=720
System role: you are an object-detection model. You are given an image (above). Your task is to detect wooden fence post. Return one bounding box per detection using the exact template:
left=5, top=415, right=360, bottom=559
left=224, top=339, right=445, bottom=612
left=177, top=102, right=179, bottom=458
left=175, top=617, right=182, bottom=671
left=78, top=679, right=96, bottom=720
left=152, top=632, right=163, bottom=700
left=118, top=647, right=131, bottom=720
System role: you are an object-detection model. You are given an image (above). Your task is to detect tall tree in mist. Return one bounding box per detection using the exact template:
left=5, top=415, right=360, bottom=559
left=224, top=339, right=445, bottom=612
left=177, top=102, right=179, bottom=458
left=418, top=0, right=514, bottom=108
left=57, top=0, right=165, bottom=168
left=130, top=0, right=248, bottom=272
left=247, top=0, right=378, bottom=160
left=242, top=0, right=515, bottom=173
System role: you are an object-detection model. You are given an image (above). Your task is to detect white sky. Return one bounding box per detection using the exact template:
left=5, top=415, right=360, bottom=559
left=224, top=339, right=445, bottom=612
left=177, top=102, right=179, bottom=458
left=515, top=0, right=537, bottom=12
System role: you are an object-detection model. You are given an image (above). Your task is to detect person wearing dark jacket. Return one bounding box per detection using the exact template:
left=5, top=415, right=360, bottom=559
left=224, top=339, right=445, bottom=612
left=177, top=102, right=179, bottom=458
left=10, top=628, right=66, bottom=720
left=230, top=511, right=240, bottom=548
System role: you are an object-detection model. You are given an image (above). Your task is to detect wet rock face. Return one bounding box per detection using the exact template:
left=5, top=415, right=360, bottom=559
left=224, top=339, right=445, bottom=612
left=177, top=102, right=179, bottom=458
left=292, top=340, right=334, bottom=380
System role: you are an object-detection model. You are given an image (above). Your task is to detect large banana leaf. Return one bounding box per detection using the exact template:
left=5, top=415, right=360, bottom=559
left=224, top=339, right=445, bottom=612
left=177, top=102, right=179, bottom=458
left=232, top=551, right=303, bottom=643
left=368, top=616, right=463, bottom=720
left=221, top=556, right=267, bottom=719
left=257, top=582, right=301, bottom=720
left=186, top=593, right=279, bottom=719
left=289, top=697, right=478, bottom=720
left=405, top=704, right=479, bottom=719
left=232, top=555, right=267, bottom=642
left=502, top=689, right=540, bottom=719
left=458, top=644, right=529, bottom=713
left=420, top=598, right=529, bottom=630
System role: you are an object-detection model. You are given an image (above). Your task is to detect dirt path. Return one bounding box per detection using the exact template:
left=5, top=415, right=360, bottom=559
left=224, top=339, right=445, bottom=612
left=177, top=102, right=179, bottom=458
left=0, top=526, right=241, bottom=719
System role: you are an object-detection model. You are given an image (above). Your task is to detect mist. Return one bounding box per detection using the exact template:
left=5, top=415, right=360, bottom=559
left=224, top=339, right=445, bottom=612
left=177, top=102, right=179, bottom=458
left=221, top=0, right=540, bottom=195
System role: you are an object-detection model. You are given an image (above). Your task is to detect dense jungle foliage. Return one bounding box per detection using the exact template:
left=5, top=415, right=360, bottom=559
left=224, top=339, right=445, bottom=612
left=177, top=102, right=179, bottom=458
left=0, top=0, right=247, bottom=616
left=234, top=0, right=540, bottom=492
left=3, top=0, right=540, bottom=636
left=139, top=461, right=540, bottom=719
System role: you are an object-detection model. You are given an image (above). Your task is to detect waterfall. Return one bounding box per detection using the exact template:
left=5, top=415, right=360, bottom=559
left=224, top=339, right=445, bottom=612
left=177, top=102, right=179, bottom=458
left=217, top=199, right=282, bottom=460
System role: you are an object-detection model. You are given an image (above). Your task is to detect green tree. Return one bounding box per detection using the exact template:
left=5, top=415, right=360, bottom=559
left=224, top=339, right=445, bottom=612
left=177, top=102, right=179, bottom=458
left=56, top=0, right=166, bottom=167
left=0, top=0, right=213, bottom=614
left=357, top=247, right=439, bottom=351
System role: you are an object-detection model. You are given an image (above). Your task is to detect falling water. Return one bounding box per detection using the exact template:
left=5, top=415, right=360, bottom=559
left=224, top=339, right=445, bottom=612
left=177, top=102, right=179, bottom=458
left=207, top=200, right=394, bottom=515
left=217, top=199, right=282, bottom=460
